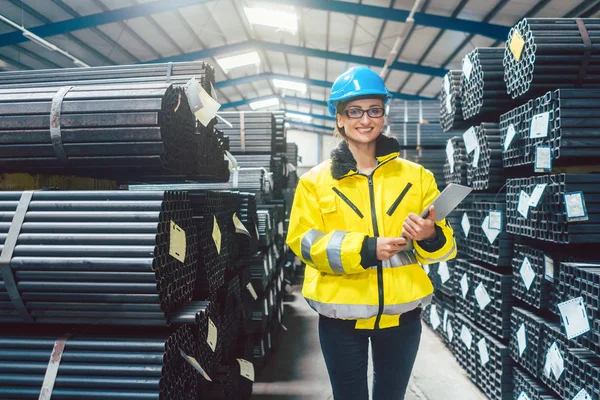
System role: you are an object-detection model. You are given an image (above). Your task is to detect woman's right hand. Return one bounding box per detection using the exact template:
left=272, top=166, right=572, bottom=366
left=376, top=237, right=408, bottom=260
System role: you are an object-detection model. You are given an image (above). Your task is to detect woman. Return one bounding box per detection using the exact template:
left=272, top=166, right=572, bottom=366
left=286, top=66, right=457, bottom=399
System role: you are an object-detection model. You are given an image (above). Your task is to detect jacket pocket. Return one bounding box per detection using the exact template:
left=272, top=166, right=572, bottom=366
left=386, top=182, right=413, bottom=216
left=319, top=194, right=337, bottom=214
left=332, top=187, right=364, bottom=219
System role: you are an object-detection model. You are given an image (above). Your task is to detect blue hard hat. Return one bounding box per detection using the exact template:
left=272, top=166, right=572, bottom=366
left=327, top=66, right=392, bottom=116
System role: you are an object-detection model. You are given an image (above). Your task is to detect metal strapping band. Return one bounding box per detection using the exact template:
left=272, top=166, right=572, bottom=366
left=0, top=191, right=34, bottom=322
left=575, top=18, right=591, bottom=88
left=49, top=86, right=72, bottom=165
left=39, top=334, right=71, bottom=400
left=166, top=62, right=173, bottom=82
left=240, top=112, right=246, bottom=151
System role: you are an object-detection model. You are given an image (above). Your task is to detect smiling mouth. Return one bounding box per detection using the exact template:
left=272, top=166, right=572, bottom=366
left=356, top=127, right=374, bottom=134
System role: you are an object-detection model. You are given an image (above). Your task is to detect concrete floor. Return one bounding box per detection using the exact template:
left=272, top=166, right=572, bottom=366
left=252, top=286, right=487, bottom=400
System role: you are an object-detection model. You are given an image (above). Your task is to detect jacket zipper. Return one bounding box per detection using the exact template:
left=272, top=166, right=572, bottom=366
left=332, top=187, right=364, bottom=219
left=367, top=174, right=384, bottom=330
left=386, top=182, right=413, bottom=216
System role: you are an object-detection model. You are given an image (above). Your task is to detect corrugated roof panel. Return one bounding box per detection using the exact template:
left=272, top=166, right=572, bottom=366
left=59, top=0, right=104, bottom=15
left=372, top=21, right=406, bottom=59
left=302, top=9, right=329, bottom=50
left=385, top=69, right=410, bottom=91
left=399, top=73, right=432, bottom=94
left=284, top=53, right=307, bottom=77
left=179, top=3, right=228, bottom=47
left=326, top=59, right=348, bottom=83
left=307, top=56, right=327, bottom=81
left=329, top=12, right=355, bottom=53
left=400, top=26, right=442, bottom=63
left=420, top=76, right=444, bottom=98
left=0, top=45, right=51, bottom=69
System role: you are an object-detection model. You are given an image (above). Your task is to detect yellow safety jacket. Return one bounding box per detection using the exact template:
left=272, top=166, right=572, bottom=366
left=286, top=135, right=457, bottom=329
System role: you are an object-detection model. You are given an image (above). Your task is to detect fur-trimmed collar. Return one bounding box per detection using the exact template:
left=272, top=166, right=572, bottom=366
left=330, top=135, right=401, bottom=180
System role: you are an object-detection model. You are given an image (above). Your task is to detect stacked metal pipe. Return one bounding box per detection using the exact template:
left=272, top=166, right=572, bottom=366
left=440, top=70, right=468, bottom=132
left=387, top=99, right=439, bottom=124
left=505, top=174, right=600, bottom=243
left=499, top=98, right=535, bottom=168
left=285, top=143, right=299, bottom=167
left=443, top=136, right=468, bottom=186
left=503, top=18, right=600, bottom=100
left=511, top=243, right=555, bottom=310
left=460, top=48, right=518, bottom=121
left=388, top=124, right=460, bottom=149
left=402, top=149, right=446, bottom=188
left=510, top=306, right=546, bottom=379
left=467, top=123, right=508, bottom=191
left=272, top=110, right=287, bottom=153
left=0, top=191, right=198, bottom=326
left=512, top=366, right=558, bottom=400
left=218, top=112, right=276, bottom=154
left=539, top=321, right=569, bottom=396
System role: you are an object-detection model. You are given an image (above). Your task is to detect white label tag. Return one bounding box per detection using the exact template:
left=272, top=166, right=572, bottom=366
left=472, top=145, right=481, bottom=167
left=462, top=55, right=473, bottom=80
left=423, top=264, right=430, bottom=275
left=558, top=297, right=591, bottom=339
left=474, top=283, right=492, bottom=310
left=212, top=216, right=221, bottom=255
left=517, top=393, right=531, bottom=400
left=489, top=211, right=502, bottom=230
left=461, top=212, right=471, bottom=237
left=529, top=183, right=547, bottom=208
left=264, top=257, right=269, bottom=276
left=438, top=262, right=450, bottom=284
left=477, top=338, right=490, bottom=366
left=184, top=77, right=221, bottom=127
left=278, top=221, right=284, bottom=236
left=482, top=215, right=501, bottom=244
left=545, top=342, right=565, bottom=380
left=460, top=325, right=473, bottom=350
left=233, top=214, right=251, bottom=236
left=430, top=304, right=441, bottom=330
left=517, top=323, right=527, bottom=357
left=207, top=318, right=217, bottom=352
left=530, top=112, right=550, bottom=139
left=446, top=140, right=455, bottom=173
left=520, top=257, right=535, bottom=291
left=443, top=74, right=451, bottom=94
left=445, top=92, right=453, bottom=114
left=264, top=298, right=269, bottom=316
left=463, top=127, right=478, bottom=154
left=564, top=192, right=588, bottom=222
left=448, top=321, right=454, bottom=343
left=544, top=255, right=554, bottom=282
left=443, top=310, right=449, bottom=332
left=504, top=124, right=517, bottom=151
left=573, top=389, right=592, bottom=400
left=535, top=146, right=552, bottom=172
left=460, top=274, right=469, bottom=299
left=246, top=283, right=258, bottom=300
left=237, top=358, right=255, bottom=381
left=180, top=349, right=212, bottom=381
left=517, top=191, right=531, bottom=218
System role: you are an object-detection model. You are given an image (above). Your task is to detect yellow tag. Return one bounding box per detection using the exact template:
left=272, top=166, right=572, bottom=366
left=236, top=358, right=255, bottom=381
left=233, top=213, right=250, bottom=236
left=169, top=221, right=186, bottom=263
left=180, top=349, right=212, bottom=381
left=246, top=283, right=258, bottom=300
left=212, top=216, right=221, bottom=254
left=207, top=317, right=217, bottom=352
left=510, top=31, right=525, bottom=62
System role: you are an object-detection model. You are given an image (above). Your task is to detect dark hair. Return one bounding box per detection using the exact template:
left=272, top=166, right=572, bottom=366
left=333, top=95, right=386, bottom=138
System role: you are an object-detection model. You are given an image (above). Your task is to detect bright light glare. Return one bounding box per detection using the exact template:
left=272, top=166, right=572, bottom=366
left=217, top=51, right=261, bottom=72
left=249, top=97, right=280, bottom=110
left=273, top=79, right=307, bottom=93
left=244, top=7, right=298, bottom=34
left=286, top=112, right=312, bottom=122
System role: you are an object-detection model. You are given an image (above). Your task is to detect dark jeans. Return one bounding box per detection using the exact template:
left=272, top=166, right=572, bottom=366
left=318, top=309, right=422, bottom=400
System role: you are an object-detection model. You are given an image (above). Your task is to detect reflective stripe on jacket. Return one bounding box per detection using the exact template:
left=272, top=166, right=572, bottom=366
left=286, top=135, right=457, bottom=329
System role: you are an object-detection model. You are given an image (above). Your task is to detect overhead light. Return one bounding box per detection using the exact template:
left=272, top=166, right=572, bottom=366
left=273, top=79, right=307, bottom=94
left=217, top=51, right=260, bottom=72
left=244, top=7, right=298, bottom=34
left=73, top=59, right=90, bottom=68
left=286, top=112, right=312, bottom=123
left=249, top=97, right=280, bottom=110
left=22, top=31, right=59, bottom=52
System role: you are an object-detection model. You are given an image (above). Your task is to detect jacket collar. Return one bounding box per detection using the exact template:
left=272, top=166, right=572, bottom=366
left=330, top=134, right=401, bottom=180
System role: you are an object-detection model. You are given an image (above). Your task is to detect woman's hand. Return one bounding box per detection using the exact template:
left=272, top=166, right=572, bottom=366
left=402, top=206, right=437, bottom=241
left=376, top=237, right=408, bottom=260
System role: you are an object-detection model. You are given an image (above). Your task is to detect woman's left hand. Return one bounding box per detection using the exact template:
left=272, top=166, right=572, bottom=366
left=402, top=206, right=437, bottom=241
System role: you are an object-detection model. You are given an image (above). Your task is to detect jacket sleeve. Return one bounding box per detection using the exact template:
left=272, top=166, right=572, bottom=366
left=286, top=177, right=371, bottom=274
left=413, top=169, right=457, bottom=265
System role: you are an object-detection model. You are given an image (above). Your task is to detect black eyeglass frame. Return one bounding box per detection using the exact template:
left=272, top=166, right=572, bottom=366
left=341, top=108, right=386, bottom=119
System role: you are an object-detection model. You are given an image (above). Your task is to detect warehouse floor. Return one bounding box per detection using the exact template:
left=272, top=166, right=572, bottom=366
left=252, top=285, right=487, bottom=400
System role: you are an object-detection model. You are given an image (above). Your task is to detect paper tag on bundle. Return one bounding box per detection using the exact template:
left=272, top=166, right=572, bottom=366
left=169, top=221, right=186, bottom=263
left=517, top=191, right=531, bottom=218
left=510, top=30, right=525, bottom=61
left=236, top=358, right=255, bottom=381
left=443, top=310, right=449, bottom=332
left=535, top=146, right=552, bottom=172
left=520, top=257, right=535, bottom=291
left=572, top=389, right=592, bottom=400
left=278, top=221, right=284, bottom=236
left=461, top=212, right=471, bottom=237
left=430, top=304, right=441, bottom=330
left=448, top=321, right=454, bottom=343
left=489, top=211, right=502, bottom=230
left=482, top=215, right=501, bottom=244
left=517, top=323, right=527, bottom=357
left=517, top=393, right=531, bottom=400
left=446, top=140, right=455, bottom=173
left=564, top=192, right=588, bottom=222
left=544, top=255, right=554, bottom=282
left=460, top=273, right=469, bottom=299
left=423, top=264, right=430, bottom=275
left=212, top=216, right=222, bottom=254
left=530, top=112, right=550, bottom=139
left=460, top=325, right=473, bottom=349
left=474, top=282, right=492, bottom=310
left=438, top=261, right=450, bottom=285
left=180, top=349, right=212, bottom=381
left=504, top=124, right=517, bottom=151
left=184, top=77, right=221, bottom=127
left=558, top=297, right=590, bottom=339
left=246, top=283, right=258, bottom=300
left=463, top=127, right=478, bottom=154
left=264, top=257, right=269, bottom=276
left=472, top=145, right=481, bottom=167
left=233, top=213, right=251, bottom=236
left=544, top=342, right=565, bottom=380
left=477, top=338, right=490, bottom=366
left=207, top=317, right=217, bottom=352
left=529, top=184, right=547, bottom=208
left=445, top=93, right=453, bottom=114
left=443, top=75, right=451, bottom=95
left=462, top=55, right=473, bottom=80
left=264, top=298, right=269, bottom=316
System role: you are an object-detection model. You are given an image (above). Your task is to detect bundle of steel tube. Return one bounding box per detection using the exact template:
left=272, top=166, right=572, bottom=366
left=443, top=136, right=468, bottom=186
left=510, top=306, right=546, bottom=379
left=563, top=347, right=600, bottom=400
left=0, top=190, right=198, bottom=326
left=421, top=294, right=455, bottom=348
left=0, top=325, right=202, bottom=400
left=503, top=18, right=600, bottom=100
left=402, top=149, right=446, bottom=188
left=285, top=143, right=299, bottom=167
left=461, top=48, right=519, bottom=121
left=204, top=362, right=253, bottom=400
left=512, top=364, right=558, bottom=400
left=216, top=276, right=242, bottom=363
left=511, top=243, right=555, bottom=311
left=218, top=112, right=276, bottom=154
left=501, top=88, right=600, bottom=168
left=505, top=173, right=600, bottom=243
left=440, top=70, right=468, bottom=132
left=388, top=124, right=460, bottom=148
left=272, top=110, right=287, bottom=153
left=539, top=321, right=569, bottom=396
left=466, top=123, right=508, bottom=191
left=386, top=99, right=439, bottom=124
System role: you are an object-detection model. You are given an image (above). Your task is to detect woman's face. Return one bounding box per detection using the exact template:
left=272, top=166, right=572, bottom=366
left=337, top=98, right=385, bottom=145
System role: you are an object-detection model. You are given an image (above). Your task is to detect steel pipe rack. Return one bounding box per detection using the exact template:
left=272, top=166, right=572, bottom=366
left=510, top=306, right=546, bottom=379
left=443, top=136, right=468, bottom=186
left=0, top=190, right=198, bottom=326
left=505, top=174, right=600, bottom=244
left=218, top=112, right=276, bottom=155
left=440, top=70, right=469, bottom=132
left=461, top=48, right=519, bottom=122
left=467, top=123, right=509, bottom=191
left=387, top=99, right=440, bottom=124
left=512, top=366, right=558, bottom=400
left=503, top=18, right=600, bottom=100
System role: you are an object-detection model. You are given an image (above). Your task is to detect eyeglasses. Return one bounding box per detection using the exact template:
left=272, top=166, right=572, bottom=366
left=343, top=108, right=385, bottom=119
